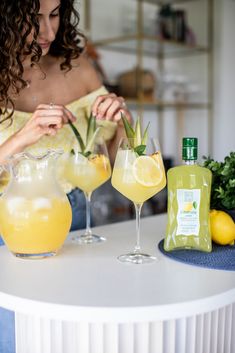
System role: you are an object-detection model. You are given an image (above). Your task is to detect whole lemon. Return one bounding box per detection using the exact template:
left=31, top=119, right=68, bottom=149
left=210, top=210, right=235, bottom=245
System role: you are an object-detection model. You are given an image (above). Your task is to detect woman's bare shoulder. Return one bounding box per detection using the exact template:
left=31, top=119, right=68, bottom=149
left=70, top=54, right=102, bottom=93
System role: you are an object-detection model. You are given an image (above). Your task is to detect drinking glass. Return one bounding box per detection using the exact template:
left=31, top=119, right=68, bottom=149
left=64, top=139, right=111, bottom=244
left=111, top=138, right=166, bottom=264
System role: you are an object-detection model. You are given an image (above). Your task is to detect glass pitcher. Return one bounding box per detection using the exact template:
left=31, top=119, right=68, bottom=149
left=0, top=149, right=72, bottom=259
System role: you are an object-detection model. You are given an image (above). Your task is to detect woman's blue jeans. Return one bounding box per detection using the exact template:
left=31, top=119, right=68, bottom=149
left=0, top=188, right=86, bottom=353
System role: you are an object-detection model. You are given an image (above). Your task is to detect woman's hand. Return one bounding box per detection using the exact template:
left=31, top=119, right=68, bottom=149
left=15, top=103, right=76, bottom=149
left=91, top=93, right=132, bottom=164
left=0, top=104, right=76, bottom=164
left=91, top=93, right=132, bottom=124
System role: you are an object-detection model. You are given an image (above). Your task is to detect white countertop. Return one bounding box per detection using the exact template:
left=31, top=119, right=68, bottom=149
left=0, top=214, right=235, bottom=322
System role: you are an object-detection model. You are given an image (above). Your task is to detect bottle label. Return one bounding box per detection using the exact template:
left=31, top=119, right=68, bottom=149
left=176, top=189, right=201, bottom=236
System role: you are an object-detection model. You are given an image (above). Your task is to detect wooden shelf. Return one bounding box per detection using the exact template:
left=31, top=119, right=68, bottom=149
left=125, top=99, right=210, bottom=110
left=93, top=35, right=209, bottom=58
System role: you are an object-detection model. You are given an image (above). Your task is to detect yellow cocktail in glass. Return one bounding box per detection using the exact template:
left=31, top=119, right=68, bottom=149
left=112, top=137, right=166, bottom=264
left=63, top=140, right=111, bottom=244
left=64, top=153, right=111, bottom=193
left=112, top=150, right=166, bottom=203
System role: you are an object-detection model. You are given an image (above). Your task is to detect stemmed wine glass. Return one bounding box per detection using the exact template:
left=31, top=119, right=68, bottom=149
left=64, top=138, right=111, bottom=244
left=111, top=137, right=166, bottom=264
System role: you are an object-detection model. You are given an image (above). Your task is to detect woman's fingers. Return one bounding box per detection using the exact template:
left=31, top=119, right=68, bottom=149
left=104, top=100, right=125, bottom=121
left=34, top=116, right=63, bottom=129
left=91, top=94, right=117, bottom=117
left=14, top=104, right=76, bottom=149
left=91, top=94, right=128, bottom=122
left=35, top=104, right=76, bottom=125
left=63, top=107, right=76, bottom=123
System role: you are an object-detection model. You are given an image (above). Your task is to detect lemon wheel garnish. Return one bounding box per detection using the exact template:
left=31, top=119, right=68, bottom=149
left=132, top=155, right=163, bottom=187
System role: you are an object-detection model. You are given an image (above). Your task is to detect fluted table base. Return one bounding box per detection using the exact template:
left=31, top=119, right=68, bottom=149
left=16, top=302, right=235, bottom=353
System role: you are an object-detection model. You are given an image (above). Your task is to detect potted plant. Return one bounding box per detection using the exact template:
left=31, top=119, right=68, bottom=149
left=203, top=152, right=235, bottom=221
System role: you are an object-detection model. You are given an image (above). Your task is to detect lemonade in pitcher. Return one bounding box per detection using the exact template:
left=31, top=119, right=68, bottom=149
left=0, top=150, right=72, bottom=258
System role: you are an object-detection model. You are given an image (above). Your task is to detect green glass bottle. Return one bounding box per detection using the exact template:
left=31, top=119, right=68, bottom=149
left=164, top=137, right=212, bottom=252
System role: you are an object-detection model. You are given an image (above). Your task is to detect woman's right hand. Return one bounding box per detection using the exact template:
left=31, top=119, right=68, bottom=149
left=0, top=104, right=76, bottom=164
left=15, top=103, right=76, bottom=149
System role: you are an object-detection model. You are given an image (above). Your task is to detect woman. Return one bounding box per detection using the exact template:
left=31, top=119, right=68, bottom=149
left=0, top=0, right=131, bottom=350
left=0, top=0, right=131, bottom=226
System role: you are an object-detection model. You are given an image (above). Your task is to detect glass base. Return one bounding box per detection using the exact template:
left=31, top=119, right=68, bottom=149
left=13, top=251, right=57, bottom=259
left=118, top=252, right=156, bottom=264
left=71, top=233, right=106, bottom=244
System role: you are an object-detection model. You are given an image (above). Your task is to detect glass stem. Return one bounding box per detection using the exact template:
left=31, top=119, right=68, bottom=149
left=134, top=203, right=143, bottom=254
left=84, top=191, right=92, bottom=237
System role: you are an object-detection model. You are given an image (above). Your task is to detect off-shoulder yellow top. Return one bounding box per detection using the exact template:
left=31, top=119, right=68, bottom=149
left=0, top=86, right=117, bottom=154
left=0, top=86, right=117, bottom=192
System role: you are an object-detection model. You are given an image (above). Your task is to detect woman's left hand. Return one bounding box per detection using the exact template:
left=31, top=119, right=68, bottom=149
left=91, top=93, right=132, bottom=124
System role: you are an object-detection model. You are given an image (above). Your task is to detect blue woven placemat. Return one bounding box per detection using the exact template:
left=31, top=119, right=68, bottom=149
left=158, top=239, right=235, bottom=271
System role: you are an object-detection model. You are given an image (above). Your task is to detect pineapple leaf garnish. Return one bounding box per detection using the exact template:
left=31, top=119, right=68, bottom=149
left=121, top=113, right=149, bottom=156
left=121, top=113, right=135, bottom=141
left=85, top=127, right=101, bottom=154
left=135, top=119, right=142, bottom=147
left=68, top=121, right=85, bottom=152
left=142, top=122, right=150, bottom=146
left=86, top=114, right=96, bottom=146
left=69, top=113, right=101, bottom=156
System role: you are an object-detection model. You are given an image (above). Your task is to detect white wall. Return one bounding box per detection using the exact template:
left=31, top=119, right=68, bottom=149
left=213, top=0, right=235, bottom=160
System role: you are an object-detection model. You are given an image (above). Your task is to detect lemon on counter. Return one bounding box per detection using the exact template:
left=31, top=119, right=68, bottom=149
left=210, top=209, right=235, bottom=245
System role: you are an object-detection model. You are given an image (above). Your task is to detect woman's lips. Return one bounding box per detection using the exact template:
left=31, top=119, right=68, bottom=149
left=38, top=42, right=50, bottom=49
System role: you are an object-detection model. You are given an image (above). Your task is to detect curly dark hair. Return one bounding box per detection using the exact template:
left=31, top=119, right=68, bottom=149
left=0, top=0, right=85, bottom=124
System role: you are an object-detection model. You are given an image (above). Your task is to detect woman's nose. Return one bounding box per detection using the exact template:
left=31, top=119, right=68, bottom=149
left=39, top=18, right=55, bottom=42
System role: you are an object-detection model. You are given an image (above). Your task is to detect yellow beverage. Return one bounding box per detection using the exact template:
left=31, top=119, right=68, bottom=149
left=0, top=197, right=72, bottom=255
left=164, top=137, right=212, bottom=252
left=112, top=150, right=166, bottom=203
left=64, top=153, right=111, bottom=193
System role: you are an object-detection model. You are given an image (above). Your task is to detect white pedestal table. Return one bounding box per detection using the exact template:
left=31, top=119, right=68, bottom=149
left=0, top=214, right=235, bottom=353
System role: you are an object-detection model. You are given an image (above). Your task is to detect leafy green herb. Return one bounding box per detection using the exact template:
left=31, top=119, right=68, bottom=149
left=134, top=145, right=146, bottom=156
left=193, top=201, right=197, bottom=209
left=69, top=114, right=100, bottom=156
left=121, top=113, right=149, bottom=156
left=203, top=152, right=235, bottom=210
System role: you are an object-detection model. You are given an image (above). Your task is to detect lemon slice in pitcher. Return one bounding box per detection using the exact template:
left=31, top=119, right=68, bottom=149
left=132, top=155, right=163, bottom=187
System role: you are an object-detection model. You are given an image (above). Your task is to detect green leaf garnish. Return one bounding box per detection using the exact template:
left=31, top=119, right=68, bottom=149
left=121, top=113, right=135, bottom=140
left=68, top=121, right=85, bottom=152
left=134, top=145, right=146, bottom=156
left=121, top=113, right=150, bottom=156
left=86, top=114, right=97, bottom=146
left=69, top=113, right=101, bottom=156
left=84, top=127, right=101, bottom=154
left=141, top=122, right=150, bottom=145
left=135, top=119, right=142, bottom=146
left=83, top=151, right=92, bottom=158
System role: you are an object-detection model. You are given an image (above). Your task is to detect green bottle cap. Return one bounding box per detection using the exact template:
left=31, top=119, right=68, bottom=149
left=182, top=137, right=198, bottom=160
